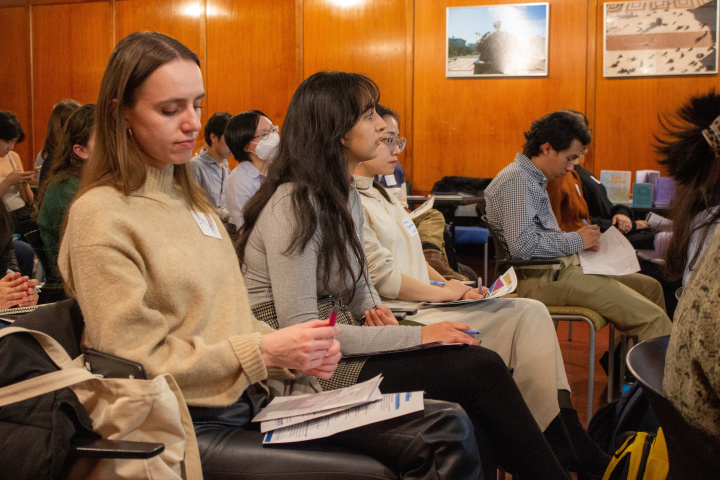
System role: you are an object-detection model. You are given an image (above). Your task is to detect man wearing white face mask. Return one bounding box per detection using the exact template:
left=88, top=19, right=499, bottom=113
left=225, top=110, right=280, bottom=229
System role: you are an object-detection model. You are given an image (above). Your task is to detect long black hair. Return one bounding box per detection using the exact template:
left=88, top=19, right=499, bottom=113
left=237, top=71, right=380, bottom=293
left=224, top=110, right=269, bottom=163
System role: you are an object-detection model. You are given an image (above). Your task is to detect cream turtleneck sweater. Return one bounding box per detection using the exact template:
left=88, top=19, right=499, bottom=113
left=59, top=165, right=293, bottom=407
left=354, top=175, right=430, bottom=299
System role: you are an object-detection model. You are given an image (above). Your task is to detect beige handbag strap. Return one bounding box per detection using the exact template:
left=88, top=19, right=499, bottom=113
left=0, top=325, right=95, bottom=407
left=159, top=373, right=203, bottom=480
left=0, top=367, right=95, bottom=407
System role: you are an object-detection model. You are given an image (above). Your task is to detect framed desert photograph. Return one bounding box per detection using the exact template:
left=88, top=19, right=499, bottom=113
left=604, top=0, right=718, bottom=77
left=446, top=3, right=549, bottom=78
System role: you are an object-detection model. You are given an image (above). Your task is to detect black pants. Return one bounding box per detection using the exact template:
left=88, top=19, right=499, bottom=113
left=357, top=344, right=569, bottom=480
left=191, top=394, right=481, bottom=479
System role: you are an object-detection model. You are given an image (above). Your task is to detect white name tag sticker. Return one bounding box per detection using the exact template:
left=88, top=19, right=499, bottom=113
left=401, top=218, right=418, bottom=237
left=190, top=210, right=223, bottom=239
left=384, top=175, right=398, bottom=187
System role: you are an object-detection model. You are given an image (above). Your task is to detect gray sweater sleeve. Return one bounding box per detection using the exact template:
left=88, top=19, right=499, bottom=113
left=252, top=185, right=421, bottom=355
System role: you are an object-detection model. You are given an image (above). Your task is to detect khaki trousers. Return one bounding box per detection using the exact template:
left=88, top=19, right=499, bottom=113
left=516, top=254, right=672, bottom=342
left=403, top=297, right=568, bottom=431
left=413, top=209, right=447, bottom=250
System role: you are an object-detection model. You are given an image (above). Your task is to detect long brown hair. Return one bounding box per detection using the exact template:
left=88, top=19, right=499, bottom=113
left=40, top=99, right=81, bottom=159
left=236, top=71, right=380, bottom=294
left=36, top=104, right=95, bottom=210
left=657, top=90, right=720, bottom=279
left=77, top=31, right=211, bottom=212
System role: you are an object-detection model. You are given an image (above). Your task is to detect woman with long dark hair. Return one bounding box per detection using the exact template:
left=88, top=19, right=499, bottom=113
left=37, top=103, right=96, bottom=283
left=658, top=90, right=720, bottom=286
left=59, top=32, right=482, bottom=479
left=238, top=70, right=572, bottom=479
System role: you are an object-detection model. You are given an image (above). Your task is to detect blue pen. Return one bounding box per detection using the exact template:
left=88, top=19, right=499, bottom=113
left=582, top=219, right=590, bottom=226
left=429, top=280, right=446, bottom=286
left=462, top=330, right=480, bottom=335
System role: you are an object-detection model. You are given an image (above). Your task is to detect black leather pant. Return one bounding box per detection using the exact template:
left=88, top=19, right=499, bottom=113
left=192, top=396, right=482, bottom=479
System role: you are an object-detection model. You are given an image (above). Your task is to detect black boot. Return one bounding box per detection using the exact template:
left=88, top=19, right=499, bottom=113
left=544, top=411, right=611, bottom=479
left=560, top=408, right=611, bottom=479
left=543, top=414, right=576, bottom=469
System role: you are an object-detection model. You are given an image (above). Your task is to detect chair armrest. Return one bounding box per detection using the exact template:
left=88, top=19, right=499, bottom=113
left=497, top=258, right=563, bottom=281
left=69, top=438, right=165, bottom=459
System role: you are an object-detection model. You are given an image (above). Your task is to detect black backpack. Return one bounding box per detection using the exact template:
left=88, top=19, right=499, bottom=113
left=588, top=382, right=661, bottom=454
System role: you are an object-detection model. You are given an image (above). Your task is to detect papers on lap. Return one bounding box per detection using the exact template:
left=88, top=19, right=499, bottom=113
left=262, top=391, right=424, bottom=444
left=420, top=267, right=517, bottom=307
left=578, top=226, right=640, bottom=275
left=252, top=375, right=424, bottom=443
left=252, top=375, right=383, bottom=423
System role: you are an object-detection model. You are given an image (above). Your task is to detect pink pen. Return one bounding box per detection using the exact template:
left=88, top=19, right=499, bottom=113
left=328, top=303, right=339, bottom=326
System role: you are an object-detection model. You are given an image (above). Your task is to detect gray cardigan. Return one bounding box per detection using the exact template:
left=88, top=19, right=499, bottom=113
left=242, top=183, right=422, bottom=356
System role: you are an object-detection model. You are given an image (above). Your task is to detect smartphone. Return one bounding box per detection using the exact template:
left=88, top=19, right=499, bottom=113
left=83, top=349, right=147, bottom=379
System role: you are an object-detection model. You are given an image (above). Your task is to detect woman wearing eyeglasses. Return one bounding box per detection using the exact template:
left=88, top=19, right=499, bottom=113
left=353, top=104, right=610, bottom=478
left=237, top=70, right=572, bottom=479
left=224, top=110, right=279, bottom=229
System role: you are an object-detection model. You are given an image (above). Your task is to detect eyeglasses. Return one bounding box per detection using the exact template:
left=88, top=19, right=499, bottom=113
left=254, top=125, right=279, bottom=141
left=382, top=135, right=407, bottom=153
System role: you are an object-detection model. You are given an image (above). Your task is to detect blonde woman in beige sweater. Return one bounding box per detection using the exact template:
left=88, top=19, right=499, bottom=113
left=58, top=32, right=482, bottom=479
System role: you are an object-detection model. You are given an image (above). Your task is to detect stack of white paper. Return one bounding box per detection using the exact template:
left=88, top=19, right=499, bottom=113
left=252, top=375, right=424, bottom=444
left=578, top=227, right=640, bottom=276
left=409, top=195, right=435, bottom=220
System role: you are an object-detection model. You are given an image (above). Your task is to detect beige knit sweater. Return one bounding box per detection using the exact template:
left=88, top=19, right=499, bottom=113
left=59, top=165, right=294, bottom=407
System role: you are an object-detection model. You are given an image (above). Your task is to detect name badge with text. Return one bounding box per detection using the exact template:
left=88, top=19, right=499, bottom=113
left=384, top=175, right=398, bottom=187
left=190, top=210, right=223, bottom=239
left=402, top=218, right=418, bottom=237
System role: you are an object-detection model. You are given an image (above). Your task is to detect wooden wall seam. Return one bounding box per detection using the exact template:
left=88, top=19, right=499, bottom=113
left=28, top=3, right=35, bottom=166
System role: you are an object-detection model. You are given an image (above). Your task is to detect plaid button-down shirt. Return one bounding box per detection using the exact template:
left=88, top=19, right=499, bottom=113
left=485, top=153, right=584, bottom=259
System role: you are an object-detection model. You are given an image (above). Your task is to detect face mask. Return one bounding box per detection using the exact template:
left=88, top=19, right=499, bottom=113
left=252, top=132, right=280, bottom=161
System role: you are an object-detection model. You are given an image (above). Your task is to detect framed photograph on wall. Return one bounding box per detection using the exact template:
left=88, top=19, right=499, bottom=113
left=446, top=3, right=549, bottom=78
left=604, top=0, right=718, bottom=77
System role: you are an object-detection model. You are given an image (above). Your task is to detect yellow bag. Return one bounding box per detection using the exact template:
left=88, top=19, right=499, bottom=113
left=602, top=428, right=669, bottom=480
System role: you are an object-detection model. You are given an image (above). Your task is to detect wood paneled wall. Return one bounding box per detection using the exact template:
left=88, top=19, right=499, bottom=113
left=32, top=2, right=113, bottom=158
left=0, top=0, right=717, bottom=190
left=593, top=0, right=719, bottom=174
left=414, top=0, right=590, bottom=191
left=0, top=6, right=32, bottom=164
left=206, top=0, right=300, bottom=170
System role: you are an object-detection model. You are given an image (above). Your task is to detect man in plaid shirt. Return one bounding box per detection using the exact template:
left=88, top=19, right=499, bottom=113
left=485, top=111, right=671, bottom=343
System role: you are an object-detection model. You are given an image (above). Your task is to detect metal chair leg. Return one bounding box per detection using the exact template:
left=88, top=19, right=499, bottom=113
left=586, top=323, right=596, bottom=424
left=608, top=324, right=615, bottom=402
left=483, top=242, right=488, bottom=287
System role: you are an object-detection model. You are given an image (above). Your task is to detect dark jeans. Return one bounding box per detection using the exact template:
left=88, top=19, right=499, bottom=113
left=357, top=345, right=569, bottom=480
left=12, top=239, right=34, bottom=278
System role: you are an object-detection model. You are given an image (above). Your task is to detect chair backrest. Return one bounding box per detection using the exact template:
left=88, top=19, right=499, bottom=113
left=482, top=217, right=510, bottom=282
left=626, top=336, right=720, bottom=479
